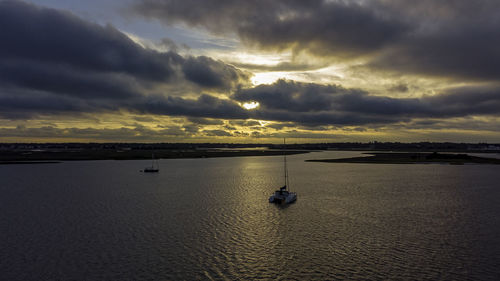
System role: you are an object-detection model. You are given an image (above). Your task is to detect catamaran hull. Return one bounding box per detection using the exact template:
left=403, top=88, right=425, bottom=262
left=269, top=193, right=297, bottom=204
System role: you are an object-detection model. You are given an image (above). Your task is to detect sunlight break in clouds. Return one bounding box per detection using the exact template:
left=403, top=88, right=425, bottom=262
left=241, top=101, right=260, bottom=110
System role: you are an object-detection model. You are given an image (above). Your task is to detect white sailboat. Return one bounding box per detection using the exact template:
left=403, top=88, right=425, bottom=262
left=269, top=138, right=297, bottom=204
left=143, top=152, right=159, bottom=173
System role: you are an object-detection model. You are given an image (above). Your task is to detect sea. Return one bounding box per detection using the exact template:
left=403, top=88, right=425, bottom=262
left=1, top=151, right=499, bottom=280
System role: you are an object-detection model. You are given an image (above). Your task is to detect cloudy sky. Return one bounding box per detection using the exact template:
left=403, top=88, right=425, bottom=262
left=1, top=0, right=500, bottom=142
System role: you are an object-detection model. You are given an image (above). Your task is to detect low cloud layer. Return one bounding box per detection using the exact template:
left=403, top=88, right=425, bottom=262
left=234, top=80, right=500, bottom=125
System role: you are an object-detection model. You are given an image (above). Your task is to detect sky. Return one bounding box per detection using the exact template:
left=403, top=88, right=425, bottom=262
left=1, top=0, right=500, bottom=143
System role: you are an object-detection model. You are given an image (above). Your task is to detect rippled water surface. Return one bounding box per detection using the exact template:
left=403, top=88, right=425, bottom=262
left=1, top=151, right=500, bottom=280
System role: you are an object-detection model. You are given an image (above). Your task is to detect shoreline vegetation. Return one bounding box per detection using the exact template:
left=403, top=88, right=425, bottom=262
left=307, top=152, right=500, bottom=165
left=0, top=149, right=308, bottom=164
left=1, top=142, right=499, bottom=164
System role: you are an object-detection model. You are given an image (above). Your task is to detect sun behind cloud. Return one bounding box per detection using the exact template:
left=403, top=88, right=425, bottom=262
left=242, top=101, right=260, bottom=110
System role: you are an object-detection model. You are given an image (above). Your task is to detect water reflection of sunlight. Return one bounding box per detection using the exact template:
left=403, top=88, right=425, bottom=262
left=217, top=156, right=285, bottom=276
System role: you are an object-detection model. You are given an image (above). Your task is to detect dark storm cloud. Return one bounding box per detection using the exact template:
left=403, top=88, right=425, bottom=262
left=234, top=79, right=427, bottom=117
left=422, top=85, right=500, bottom=116
left=134, top=94, right=249, bottom=119
left=5, top=75, right=499, bottom=127
left=404, top=117, right=500, bottom=132
left=0, top=89, right=90, bottom=119
left=0, top=0, right=178, bottom=81
left=233, top=80, right=500, bottom=126
left=132, top=0, right=500, bottom=80
left=370, top=23, right=500, bottom=80
left=182, top=56, right=250, bottom=90
left=0, top=0, right=249, bottom=117
left=0, top=85, right=249, bottom=121
left=0, top=60, right=140, bottom=99
left=133, top=0, right=408, bottom=57
left=0, top=125, right=195, bottom=140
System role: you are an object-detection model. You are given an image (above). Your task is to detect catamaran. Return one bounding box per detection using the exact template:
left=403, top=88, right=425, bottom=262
left=269, top=139, right=297, bottom=204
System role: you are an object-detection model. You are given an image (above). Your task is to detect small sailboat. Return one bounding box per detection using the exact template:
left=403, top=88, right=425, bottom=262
left=269, top=138, right=297, bottom=204
left=142, top=152, right=159, bottom=173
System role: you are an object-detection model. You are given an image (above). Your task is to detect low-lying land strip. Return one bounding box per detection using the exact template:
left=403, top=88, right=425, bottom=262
left=0, top=149, right=307, bottom=163
left=307, top=152, right=500, bottom=165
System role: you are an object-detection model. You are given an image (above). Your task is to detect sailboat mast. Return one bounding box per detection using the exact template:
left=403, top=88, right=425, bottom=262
left=152, top=152, right=157, bottom=169
left=283, top=138, right=289, bottom=190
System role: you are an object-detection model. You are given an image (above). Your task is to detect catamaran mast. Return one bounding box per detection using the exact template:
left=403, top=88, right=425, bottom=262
left=284, top=138, right=289, bottom=190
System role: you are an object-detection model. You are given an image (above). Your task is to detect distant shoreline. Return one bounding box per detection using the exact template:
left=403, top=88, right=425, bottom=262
left=0, top=149, right=309, bottom=164
left=0, top=161, right=61, bottom=165
left=307, top=152, right=500, bottom=165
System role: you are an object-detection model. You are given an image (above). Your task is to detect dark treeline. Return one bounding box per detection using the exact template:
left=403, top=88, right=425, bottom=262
left=1, top=142, right=500, bottom=152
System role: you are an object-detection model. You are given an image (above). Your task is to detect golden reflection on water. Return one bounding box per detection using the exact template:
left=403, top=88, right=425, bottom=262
left=217, top=156, right=282, bottom=274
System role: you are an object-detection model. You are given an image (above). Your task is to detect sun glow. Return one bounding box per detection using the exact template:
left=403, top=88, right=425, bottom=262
left=242, top=101, right=260, bottom=110
left=251, top=72, right=290, bottom=85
